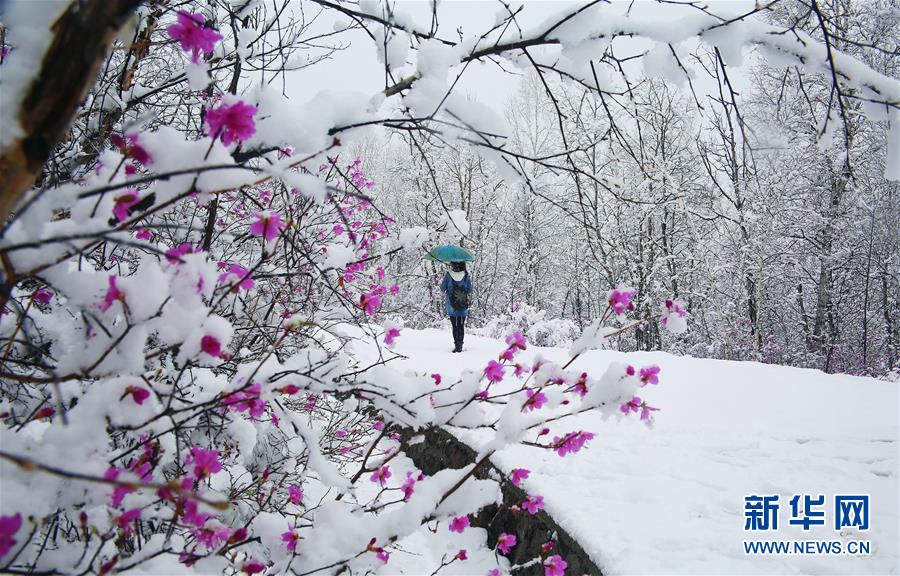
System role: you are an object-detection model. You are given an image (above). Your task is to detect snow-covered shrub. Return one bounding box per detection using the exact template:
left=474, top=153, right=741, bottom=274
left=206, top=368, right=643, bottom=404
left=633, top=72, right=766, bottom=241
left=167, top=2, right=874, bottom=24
left=477, top=302, right=580, bottom=348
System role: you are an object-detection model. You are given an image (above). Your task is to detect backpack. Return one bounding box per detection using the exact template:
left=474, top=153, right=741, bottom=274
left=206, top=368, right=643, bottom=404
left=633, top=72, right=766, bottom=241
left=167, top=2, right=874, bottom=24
left=449, top=276, right=470, bottom=310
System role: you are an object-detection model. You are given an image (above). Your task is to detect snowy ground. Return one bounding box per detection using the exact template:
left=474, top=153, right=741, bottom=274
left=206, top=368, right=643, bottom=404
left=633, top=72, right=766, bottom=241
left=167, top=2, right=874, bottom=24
left=351, top=325, right=899, bottom=575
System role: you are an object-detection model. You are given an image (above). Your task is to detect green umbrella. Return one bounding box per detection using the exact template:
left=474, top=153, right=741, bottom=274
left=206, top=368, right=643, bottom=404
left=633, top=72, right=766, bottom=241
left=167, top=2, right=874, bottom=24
left=424, top=245, right=475, bottom=263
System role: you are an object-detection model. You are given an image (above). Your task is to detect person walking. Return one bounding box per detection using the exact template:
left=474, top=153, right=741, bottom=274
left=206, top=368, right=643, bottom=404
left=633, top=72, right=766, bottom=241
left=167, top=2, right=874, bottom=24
left=440, top=261, right=472, bottom=353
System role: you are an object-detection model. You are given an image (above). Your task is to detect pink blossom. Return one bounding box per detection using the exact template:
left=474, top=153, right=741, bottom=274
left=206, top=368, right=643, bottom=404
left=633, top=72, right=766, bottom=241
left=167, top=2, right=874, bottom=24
left=182, top=499, right=211, bottom=527
left=225, top=383, right=267, bottom=419
left=0, top=514, right=22, bottom=559
left=639, top=365, right=660, bottom=386
left=626, top=364, right=636, bottom=376
left=525, top=388, right=548, bottom=411
left=488, top=570, right=501, bottom=576
left=457, top=549, right=468, bottom=560
left=544, top=554, right=568, bottom=576
left=572, top=373, right=588, bottom=397
left=510, top=468, right=530, bottom=486
left=370, top=465, right=391, bottom=486
left=484, top=360, right=505, bottom=383
left=206, top=100, right=257, bottom=145
left=230, top=528, right=248, bottom=543
left=218, top=263, right=254, bottom=291
left=384, top=326, right=401, bottom=346
left=376, top=549, right=390, bottom=563
left=513, top=363, right=530, bottom=378
left=32, top=406, right=55, bottom=421
left=373, top=420, right=385, bottom=431
left=249, top=211, right=286, bottom=242
left=288, top=485, right=303, bottom=505
left=242, top=559, right=267, bottom=575
left=104, top=467, right=134, bottom=507
left=281, top=529, right=300, bottom=552
left=401, top=472, right=417, bottom=501
left=135, top=227, right=153, bottom=240
left=431, top=373, right=442, bottom=386
left=200, top=335, right=222, bottom=357
left=100, top=275, right=123, bottom=312
left=361, top=292, right=381, bottom=315
left=608, top=287, right=637, bottom=315
left=640, top=402, right=660, bottom=420
left=124, top=385, right=150, bottom=405
left=390, top=283, right=400, bottom=295
left=165, top=243, right=200, bottom=263
left=505, top=331, right=527, bottom=351
left=522, top=495, right=544, bottom=515
left=33, top=288, right=53, bottom=305
left=167, top=11, right=223, bottom=62
left=116, top=508, right=141, bottom=537
left=497, top=532, right=516, bottom=555
left=448, top=516, right=470, bottom=533
left=111, top=133, right=152, bottom=165
left=552, top=431, right=595, bottom=457
left=187, top=447, right=222, bottom=479
left=194, top=522, right=231, bottom=548
left=620, top=396, right=641, bottom=415
left=279, top=384, right=300, bottom=395
left=113, top=190, right=141, bottom=222
left=499, top=347, right=515, bottom=362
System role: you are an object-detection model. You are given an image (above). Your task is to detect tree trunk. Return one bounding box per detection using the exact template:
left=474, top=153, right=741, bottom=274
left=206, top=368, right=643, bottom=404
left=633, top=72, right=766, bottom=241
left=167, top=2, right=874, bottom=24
left=0, top=0, right=144, bottom=223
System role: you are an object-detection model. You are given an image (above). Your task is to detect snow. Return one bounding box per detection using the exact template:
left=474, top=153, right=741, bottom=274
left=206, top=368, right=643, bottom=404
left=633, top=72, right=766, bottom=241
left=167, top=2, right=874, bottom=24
left=353, top=326, right=900, bottom=574
left=0, top=0, right=70, bottom=148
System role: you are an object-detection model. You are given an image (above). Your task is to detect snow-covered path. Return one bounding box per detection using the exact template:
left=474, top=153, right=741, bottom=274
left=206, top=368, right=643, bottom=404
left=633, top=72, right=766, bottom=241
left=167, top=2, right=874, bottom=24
left=352, top=326, right=899, bottom=574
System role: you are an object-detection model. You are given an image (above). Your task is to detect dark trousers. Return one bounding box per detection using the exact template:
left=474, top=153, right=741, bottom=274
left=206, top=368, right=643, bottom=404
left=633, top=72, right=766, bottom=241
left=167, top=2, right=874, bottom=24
left=450, top=315, right=465, bottom=346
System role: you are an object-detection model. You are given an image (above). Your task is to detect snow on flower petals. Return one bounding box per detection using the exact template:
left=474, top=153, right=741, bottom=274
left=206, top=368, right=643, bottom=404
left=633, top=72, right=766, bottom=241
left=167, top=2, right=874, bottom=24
left=0, top=514, right=22, bottom=559
left=205, top=100, right=257, bottom=145
left=608, top=287, right=637, bottom=315
left=660, top=298, right=688, bottom=334
left=497, top=532, right=516, bottom=554
left=167, top=11, right=223, bottom=63
left=249, top=211, right=286, bottom=243
left=288, top=485, right=303, bottom=505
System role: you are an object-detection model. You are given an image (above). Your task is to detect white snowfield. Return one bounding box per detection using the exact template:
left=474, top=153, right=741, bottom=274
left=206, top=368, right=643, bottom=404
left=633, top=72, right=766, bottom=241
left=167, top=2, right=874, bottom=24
left=354, top=326, right=899, bottom=575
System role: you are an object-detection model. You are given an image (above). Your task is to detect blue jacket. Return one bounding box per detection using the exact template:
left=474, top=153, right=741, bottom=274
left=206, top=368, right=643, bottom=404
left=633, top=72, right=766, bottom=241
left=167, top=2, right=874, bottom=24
left=440, top=272, right=472, bottom=317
